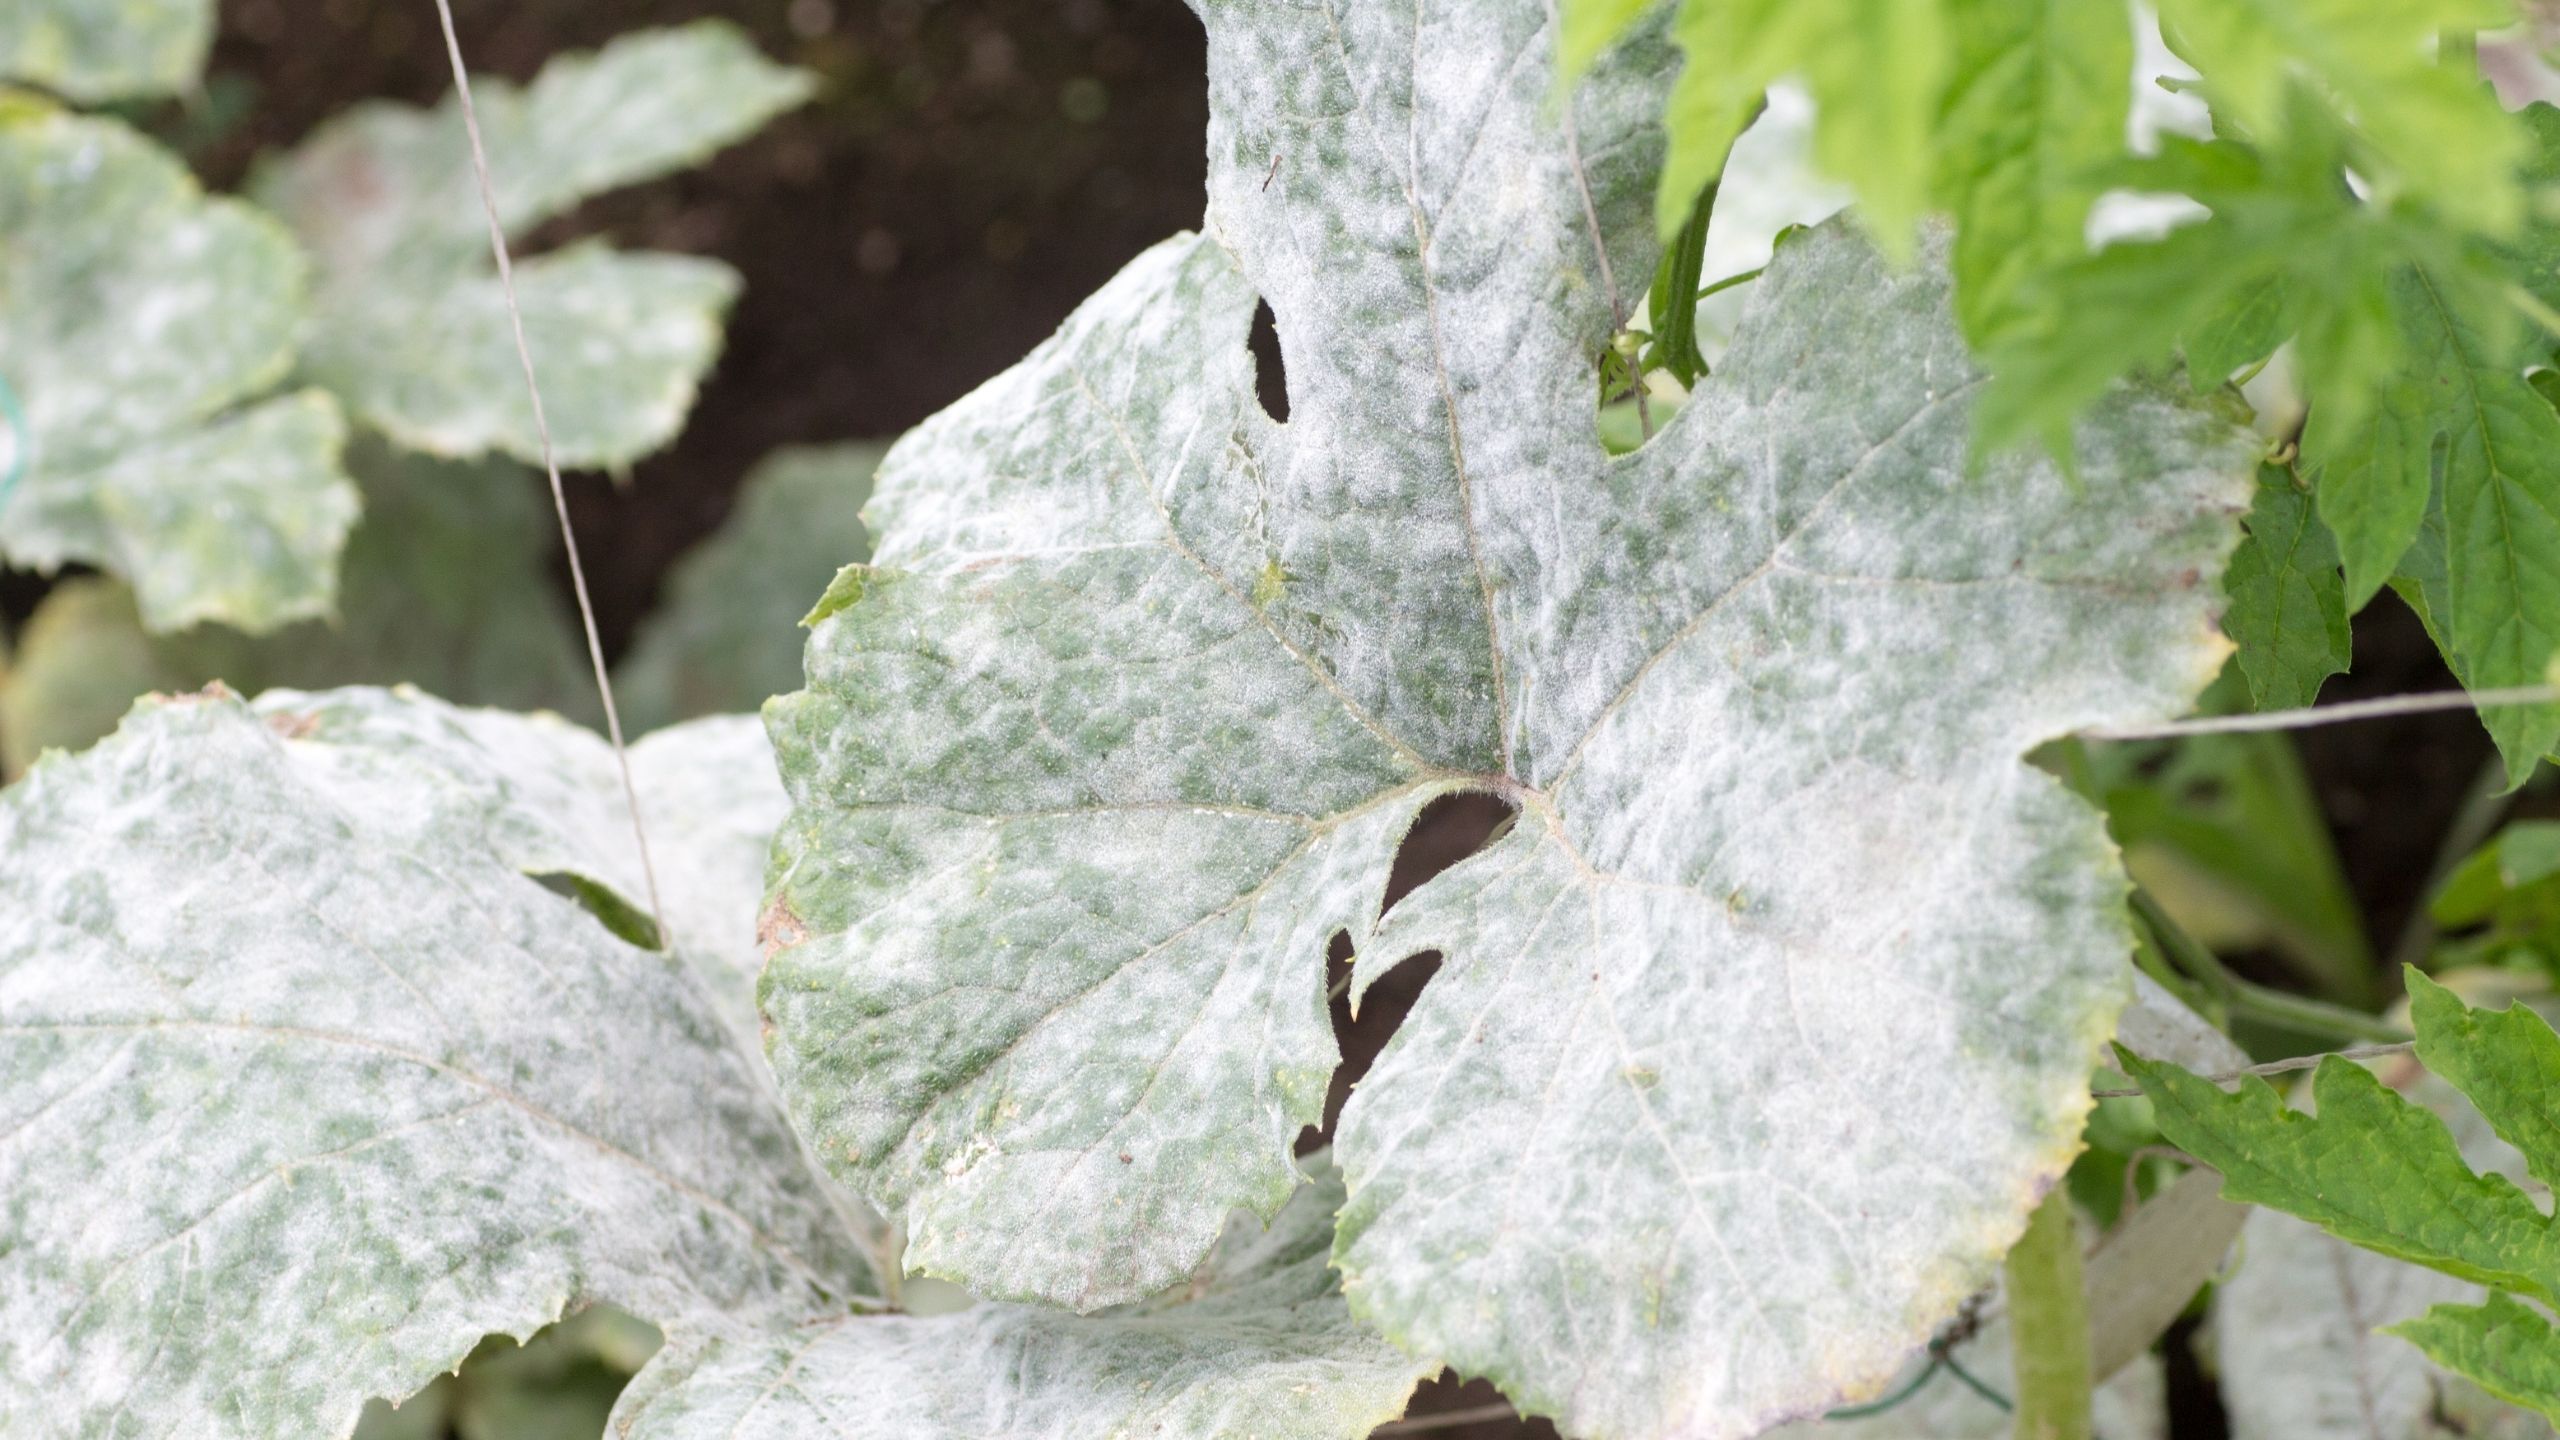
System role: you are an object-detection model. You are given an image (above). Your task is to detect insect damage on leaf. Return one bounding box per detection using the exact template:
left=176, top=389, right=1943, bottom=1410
left=757, top=2, right=2260, bottom=1435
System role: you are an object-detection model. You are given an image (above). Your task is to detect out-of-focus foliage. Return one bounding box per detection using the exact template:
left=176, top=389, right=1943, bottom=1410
left=614, top=443, right=878, bottom=735
left=0, top=0, right=212, bottom=103
left=252, top=23, right=812, bottom=470
left=0, top=97, right=355, bottom=634
left=0, top=440, right=589, bottom=777
left=353, top=1306, right=663, bottom=1440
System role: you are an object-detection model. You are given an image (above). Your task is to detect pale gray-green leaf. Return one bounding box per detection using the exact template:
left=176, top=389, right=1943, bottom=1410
left=0, top=0, right=212, bottom=102
left=1760, top=1302, right=2167, bottom=1440
left=615, top=443, right=880, bottom=735
left=0, top=442, right=593, bottom=775
left=762, top=5, right=2256, bottom=1435
left=609, top=1155, right=1431, bottom=1440
left=0, top=105, right=357, bottom=632
left=2218, top=1072, right=2556, bottom=1440
left=253, top=23, right=808, bottom=469
left=0, top=687, right=870, bottom=1439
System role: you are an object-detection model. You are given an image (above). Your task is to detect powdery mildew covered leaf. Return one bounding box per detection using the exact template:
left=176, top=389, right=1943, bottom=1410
left=0, top=0, right=212, bottom=103
left=609, top=1154, right=1431, bottom=1439
left=758, top=2, right=2259, bottom=1435
left=0, top=103, right=357, bottom=633
left=253, top=23, right=811, bottom=469
left=0, top=441, right=594, bottom=778
left=615, top=443, right=882, bottom=735
left=0, top=688, right=873, bottom=1438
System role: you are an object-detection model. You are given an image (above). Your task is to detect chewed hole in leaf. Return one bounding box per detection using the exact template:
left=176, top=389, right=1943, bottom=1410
left=1297, top=792, right=1520, bottom=1149
left=1248, top=296, right=1289, bottom=423
left=351, top=1305, right=663, bottom=1440
left=531, top=871, right=664, bottom=952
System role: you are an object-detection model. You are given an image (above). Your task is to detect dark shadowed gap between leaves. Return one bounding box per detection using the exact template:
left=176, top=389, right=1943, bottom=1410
left=352, top=1304, right=662, bottom=1440
left=1250, top=296, right=1289, bottom=423
left=2162, top=1313, right=2229, bottom=1440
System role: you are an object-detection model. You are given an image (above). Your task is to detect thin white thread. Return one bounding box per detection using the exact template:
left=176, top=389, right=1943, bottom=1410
left=2091, top=1042, right=2415, bottom=1099
left=429, top=0, right=667, bottom=942
left=2080, top=684, right=2560, bottom=741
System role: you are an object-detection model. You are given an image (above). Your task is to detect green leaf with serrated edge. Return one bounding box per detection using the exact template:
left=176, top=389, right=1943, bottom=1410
left=1659, top=0, right=1949, bottom=245
left=2395, top=1294, right=2560, bottom=1426
left=2151, top=0, right=2521, bottom=235
left=253, top=23, right=810, bottom=469
left=0, top=106, right=358, bottom=633
left=1933, top=0, right=2131, bottom=347
left=615, top=444, right=880, bottom=735
left=2185, top=278, right=2288, bottom=388
left=2412, top=971, right=2560, bottom=1193
left=2122, top=1047, right=2560, bottom=1304
left=609, top=1153, right=1433, bottom=1439
left=0, top=441, right=594, bottom=775
left=0, top=0, right=212, bottom=102
left=759, top=5, right=2258, bottom=1432
left=2219, top=1073, right=2556, bottom=1440
left=2225, top=465, right=2351, bottom=710
left=0, top=688, right=875, bottom=1438
left=2304, top=358, right=2434, bottom=610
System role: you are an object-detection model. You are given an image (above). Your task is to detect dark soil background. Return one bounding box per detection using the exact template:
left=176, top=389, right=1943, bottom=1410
left=1, top=2, right=2510, bottom=1435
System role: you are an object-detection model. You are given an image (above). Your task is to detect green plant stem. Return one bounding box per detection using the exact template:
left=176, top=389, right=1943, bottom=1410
left=2131, top=890, right=2406, bottom=1043
left=1649, top=180, right=1717, bottom=386
left=2007, top=1190, right=2093, bottom=1440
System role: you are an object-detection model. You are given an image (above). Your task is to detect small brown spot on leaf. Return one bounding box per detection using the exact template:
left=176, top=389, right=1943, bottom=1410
left=264, top=711, right=322, bottom=741
left=758, top=895, right=809, bottom=960
left=1117, top=1152, right=1132, bottom=1165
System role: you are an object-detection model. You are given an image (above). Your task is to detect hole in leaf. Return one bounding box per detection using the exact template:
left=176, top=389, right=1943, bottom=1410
left=1295, top=791, right=1519, bottom=1154
left=1385, top=1371, right=1557, bottom=1438
left=1248, top=297, right=1289, bottom=423
left=531, top=871, right=663, bottom=952
left=352, top=1304, right=663, bottom=1440
left=1383, top=790, right=1517, bottom=913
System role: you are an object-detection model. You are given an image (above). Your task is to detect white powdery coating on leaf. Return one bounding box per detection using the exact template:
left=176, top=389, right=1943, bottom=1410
left=610, top=1157, right=1433, bottom=1440
left=763, top=2, right=2258, bottom=1436
left=0, top=688, right=869, bottom=1439
left=0, top=108, right=358, bottom=634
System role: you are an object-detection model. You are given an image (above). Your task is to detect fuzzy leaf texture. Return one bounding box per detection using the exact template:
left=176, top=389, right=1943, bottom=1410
left=611, top=1152, right=1431, bottom=1439
left=0, top=0, right=211, bottom=102
left=0, top=688, right=877, bottom=1436
left=0, top=101, right=357, bottom=634
left=252, top=23, right=811, bottom=469
left=759, top=3, right=2260, bottom=1435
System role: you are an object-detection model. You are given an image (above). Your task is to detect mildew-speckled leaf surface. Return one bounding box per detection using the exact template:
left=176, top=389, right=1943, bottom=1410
left=0, top=442, right=592, bottom=777
left=0, top=103, right=356, bottom=633
left=758, top=2, right=2258, bottom=1435
left=254, top=23, right=810, bottom=468
left=610, top=1154, right=1431, bottom=1440
left=0, top=687, right=873, bottom=1438
left=616, top=443, right=881, bottom=735
left=0, top=0, right=212, bottom=102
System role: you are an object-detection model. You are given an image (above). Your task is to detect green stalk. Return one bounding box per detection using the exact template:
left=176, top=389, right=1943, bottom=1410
left=2006, top=1190, right=2092, bottom=1440
left=2131, top=890, right=2406, bottom=1043
left=1648, top=180, right=1717, bottom=386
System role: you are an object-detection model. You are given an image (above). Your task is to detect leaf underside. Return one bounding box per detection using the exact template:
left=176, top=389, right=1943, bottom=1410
left=759, top=3, right=2259, bottom=1435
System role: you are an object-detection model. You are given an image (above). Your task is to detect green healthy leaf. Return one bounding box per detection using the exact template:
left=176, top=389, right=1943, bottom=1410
left=1932, top=0, right=2133, bottom=346
left=2124, top=1009, right=2560, bottom=1304
left=615, top=444, right=881, bottom=735
left=2412, top=972, right=2560, bottom=1193
left=2215, top=1070, right=2557, bottom=1440
left=609, top=1154, right=1432, bottom=1439
left=2151, top=0, right=2520, bottom=234
left=2396, top=1294, right=2560, bottom=1426
left=253, top=23, right=810, bottom=469
left=0, top=103, right=357, bottom=633
left=0, top=688, right=876, bottom=1437
left=0, top=0, right=212, bottom=103
left=0, top=441, right=593, bottom=776
left=760, top=5, right=2259, bottom=1432
left=1658, top=0, right=1950, bottom=245
left=2225, top=465, right=2352, bottom=710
